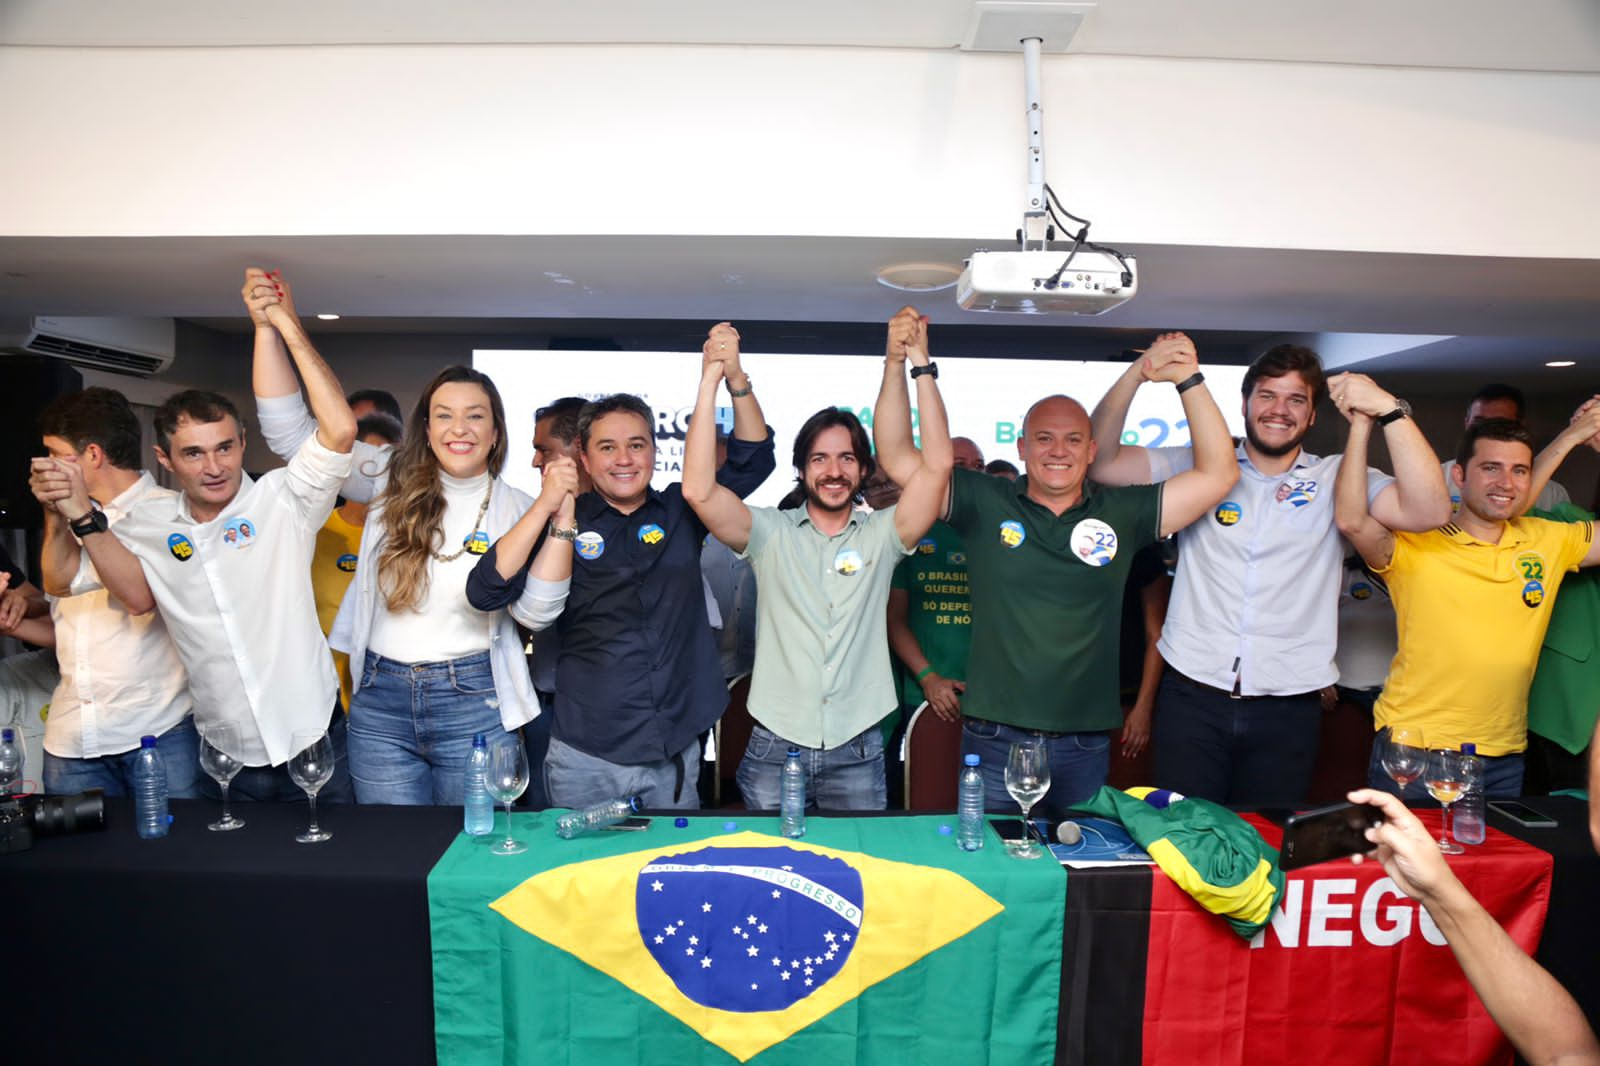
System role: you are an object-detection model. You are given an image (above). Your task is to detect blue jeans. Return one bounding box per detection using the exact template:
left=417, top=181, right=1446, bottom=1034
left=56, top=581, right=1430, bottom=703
left=545, top=735, right=701, bottom=811
left=1366, top=727, right=1526, bottom=801
left=960, top=718, right=1110, bottom=818
left=347, top=651, right=508, bottom=806
left=44, top=717, right=202, bottom=799
left=200, top=708, right=355, bottom=804
left=737, top=723, right=887, bottom=812
left=1151, top=673, right=1321, bottom=808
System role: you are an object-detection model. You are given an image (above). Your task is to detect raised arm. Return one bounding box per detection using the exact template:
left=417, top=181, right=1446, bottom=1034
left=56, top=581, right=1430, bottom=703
left=872, top=308, right=926, bottom=491
left=508, top=466, right=578, bottom=632
left=1333, top=410, right=1396, bottom=570
left=878, top=310, right=954, bottom=548
left=1350, top=788, right=1600, bottom=1066
left=682, top=324, right=755, bottom=552
left=252, top=273, right=355, bottom=455
left=29, top=457, right=155, bottom=616
left=1328, top=373, right=1451, bottom=532
left=1148, top=344, right=1238, bottom=538
left=1087, top=336, right=1199, bottom=487
left=1530, top=398, right=1600, bottom=517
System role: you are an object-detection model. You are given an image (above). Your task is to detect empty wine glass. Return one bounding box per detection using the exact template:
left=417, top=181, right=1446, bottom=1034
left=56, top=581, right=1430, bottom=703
left=486, top=733, right=529, bottom=856
left=287, top=730, right=335, bottom=844
left=199, top=722, right=245, bottom=832
left=1380, top=726, right=1426, bottom=795
left=1425, top=748, right=1466, bottom=856
left=1004, top=741, right=1051, bottom=860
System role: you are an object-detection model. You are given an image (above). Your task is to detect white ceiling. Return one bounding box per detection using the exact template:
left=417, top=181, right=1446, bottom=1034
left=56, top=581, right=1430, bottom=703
left=3, top=0, right=1599, bottom=378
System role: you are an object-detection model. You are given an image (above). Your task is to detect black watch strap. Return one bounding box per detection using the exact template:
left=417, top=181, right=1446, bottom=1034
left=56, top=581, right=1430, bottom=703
left=909, top=362, right=939, bottom=380
left=70, top=509, right=109, bottom=538
left=1376, top=399, right=1412, bottom=426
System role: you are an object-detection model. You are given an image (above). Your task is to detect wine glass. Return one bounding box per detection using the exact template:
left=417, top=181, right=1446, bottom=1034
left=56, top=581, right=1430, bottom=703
left=486, top=734, right=530, bottom=856
left=287, top=730, right=335, bottom=844
left=199, top=722, right=246, bottom=832
left=1424, top=748, right=1466, bottom=856
left=1004, top=741, right=1051, bottom=860
left=1380, top=726, right=1426, bottom=795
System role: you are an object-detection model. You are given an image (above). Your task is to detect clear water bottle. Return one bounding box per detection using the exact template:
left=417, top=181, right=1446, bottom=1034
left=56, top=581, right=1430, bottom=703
left=132, top=735, right=170, bottom=840
left=780, top=747, right=806, bottom=839
left=556, top=796, right=639, bottom=839
left=957, top=753, right=985, bottom=851
left=0, top=727, right=22, bottom=794
left=1454, top=742, right=1486, bottom=845
left=464, top=733, right=494, bottom=836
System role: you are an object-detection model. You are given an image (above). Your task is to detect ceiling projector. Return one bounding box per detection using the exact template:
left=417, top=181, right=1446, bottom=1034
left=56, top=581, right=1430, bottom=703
left=956, top=249, right=1138, bottom=315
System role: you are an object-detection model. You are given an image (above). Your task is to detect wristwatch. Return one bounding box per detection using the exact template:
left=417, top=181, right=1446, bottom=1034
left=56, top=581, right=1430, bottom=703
left=1376, top=399, right=1412, bottom=427
left=547, top=522, right=579, bottom=542
left=909, top=362, right=939, bottom=380
left=70, top=509, right=109, bottom=538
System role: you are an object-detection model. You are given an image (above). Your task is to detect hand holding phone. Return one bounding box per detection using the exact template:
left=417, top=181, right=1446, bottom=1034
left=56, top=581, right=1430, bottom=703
left=1280, top=802, right=1385, bottom=871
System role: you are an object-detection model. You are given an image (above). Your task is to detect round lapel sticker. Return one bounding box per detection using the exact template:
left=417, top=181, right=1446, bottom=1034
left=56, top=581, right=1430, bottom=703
left=1071, top=518, right=1118, bottom=567
left=833, top=548, right=864, bottom=576
left=1522, top=580, right=1545, bottom=608
left=1350, top=581, right=1372, bottom=601
left=336, top=553, right=358, bottom=573
left=915, top=537, right=936, bottom=555
left=999, top=520, right=1026, bottom=549
left=638, top=523, right=666, bottom=546
left=222, top=516, right=256, bottom=548
left=1215, top=501, right=1242, bottom=526
left=575, top=530, right=606, bottom=561
left=463, top=530, right=490, bottom=555
left=1275, top=478, right=1317, bottom=509
left=167, top=532, right=195, bottom=562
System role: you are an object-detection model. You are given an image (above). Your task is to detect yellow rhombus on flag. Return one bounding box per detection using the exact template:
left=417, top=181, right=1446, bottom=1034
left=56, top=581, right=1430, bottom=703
left=491, top=829, right=1004, bottom=1062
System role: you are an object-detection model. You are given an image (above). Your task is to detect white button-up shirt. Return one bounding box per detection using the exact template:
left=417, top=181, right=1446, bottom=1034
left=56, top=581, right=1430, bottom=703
left=45, top=472, right=192, bottom=759
left=115, top=435, right=352, bottom=766
left=1152, top=443, right=1391, bottom=696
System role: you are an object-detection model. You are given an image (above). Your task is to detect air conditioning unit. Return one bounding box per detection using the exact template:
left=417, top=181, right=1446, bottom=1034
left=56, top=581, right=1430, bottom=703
left=0, top=316, right=176, bottom=377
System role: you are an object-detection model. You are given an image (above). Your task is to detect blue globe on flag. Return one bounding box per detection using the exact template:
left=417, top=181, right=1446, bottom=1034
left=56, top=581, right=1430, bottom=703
left=635, top=845, right=864, bottom=1013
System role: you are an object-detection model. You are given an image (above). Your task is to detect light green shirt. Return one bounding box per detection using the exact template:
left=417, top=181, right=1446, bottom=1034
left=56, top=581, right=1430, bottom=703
left=739, top=505, right=913, bottom=748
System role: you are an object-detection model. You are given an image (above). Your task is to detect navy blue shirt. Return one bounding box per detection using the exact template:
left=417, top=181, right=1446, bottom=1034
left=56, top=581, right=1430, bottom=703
left=468, top=432, right=776, bottom=764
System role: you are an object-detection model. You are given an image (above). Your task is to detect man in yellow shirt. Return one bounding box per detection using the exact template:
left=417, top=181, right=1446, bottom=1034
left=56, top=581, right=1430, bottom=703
left=1336, top=404, right=1600, bottom=798
left=312, top=412, right=403, bottom=708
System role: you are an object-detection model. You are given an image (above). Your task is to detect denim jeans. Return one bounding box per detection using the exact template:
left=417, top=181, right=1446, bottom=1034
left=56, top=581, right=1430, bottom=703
left=960, top=718, right=1110, bottom=818
left=200, top=706, right=355, bottom=804
left=1366, top=727, right=1526, bottom=801
left=1151, top=674, right=1321, bottom=808
left=737, top=723, right=887, bottom=812
left=545, top=735, right=701, bottom=811
left=44, top=716, right=202, bottom=799
left=346, top=651, right=508, bottom=806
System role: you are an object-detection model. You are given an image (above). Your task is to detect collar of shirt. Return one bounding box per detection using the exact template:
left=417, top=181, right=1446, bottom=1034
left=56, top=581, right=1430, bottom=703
left=785, top=506, right=867, bottom=532
left=100, top=470, right=160, bottom=522
left=1438, top=518, right=1531, bottom=549
left=576, top=484, right=666, bottom=523
left=1236, top=441, right=1321, bottom=478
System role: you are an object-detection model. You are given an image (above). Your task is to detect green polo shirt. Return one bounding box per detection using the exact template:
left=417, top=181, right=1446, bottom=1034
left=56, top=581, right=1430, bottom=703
left=890, top=521, right=973, bottom=709
left=739, top=504, right=913, bottom=749
left=946, top=468, right=1162, bottom=733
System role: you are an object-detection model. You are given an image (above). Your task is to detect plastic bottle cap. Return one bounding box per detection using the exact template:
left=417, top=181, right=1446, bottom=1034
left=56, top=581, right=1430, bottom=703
left=627, top=796, right=641, bottom=812
left=938, top=824, right=953, bottom=835
left=674, top=817, right=689, bottom=828
left=473, top=734, right=486, bottom=748
left=140, top=735, right=158, bottom=749
left=1, top=728, right=13, bottom=742
left=723, top=821, right=739, bottom=832
left=787, top=747, right=801, bottom=757
left=1460, top=743, right=1477, bottom=755
left=964, top=754, right=979, bottom=767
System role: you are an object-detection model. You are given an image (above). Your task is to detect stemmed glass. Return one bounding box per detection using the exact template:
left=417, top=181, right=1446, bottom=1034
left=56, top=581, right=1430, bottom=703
left=486, top=734, right=530, bottom=856
left=1380, top=727, right=1426, bottom=795
left=199, top=723, right=246, bottom=832
left=287, top=730, right=335, bottom=844
left=1425, top=748, right=1466, bottom=856
left=1004, top=741, right=1051, bottom=860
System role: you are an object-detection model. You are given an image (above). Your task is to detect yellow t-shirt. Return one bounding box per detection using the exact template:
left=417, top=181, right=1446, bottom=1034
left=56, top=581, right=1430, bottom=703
left=1374, top=516, right=1593, bottom=755
left=311, top=507, right=366, bottom=710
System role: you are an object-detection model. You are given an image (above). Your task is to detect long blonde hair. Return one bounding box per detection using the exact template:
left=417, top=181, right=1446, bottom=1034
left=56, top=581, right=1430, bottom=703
left=376, top=366, right=508, bottom=612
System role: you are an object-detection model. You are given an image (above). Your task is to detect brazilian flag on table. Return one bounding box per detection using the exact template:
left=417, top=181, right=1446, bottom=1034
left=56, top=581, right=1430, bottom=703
left=428, top=814, right=1064, bottom=1065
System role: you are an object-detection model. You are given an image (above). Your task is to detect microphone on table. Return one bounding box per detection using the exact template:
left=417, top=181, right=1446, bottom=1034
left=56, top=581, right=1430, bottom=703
left=1055, top=821, right=1082, bottom=845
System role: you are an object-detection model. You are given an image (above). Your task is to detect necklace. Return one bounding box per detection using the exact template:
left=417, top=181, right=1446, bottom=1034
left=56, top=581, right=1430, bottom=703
left=430, top=478, right=493, bottom=563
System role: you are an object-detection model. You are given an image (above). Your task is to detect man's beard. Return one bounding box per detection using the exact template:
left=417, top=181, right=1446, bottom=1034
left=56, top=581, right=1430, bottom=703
left=1244, top=420, right=1307, bottom=459
left=805, top=477, right=859, bottom=513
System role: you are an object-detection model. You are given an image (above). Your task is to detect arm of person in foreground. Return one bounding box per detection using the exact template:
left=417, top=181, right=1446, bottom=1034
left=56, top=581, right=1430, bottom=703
left=506, top=460, right=579, bottom=631
left=1349, top=788, right=1600, bottom=1066
left=1530, top=398, right=1600, bottom=520
left=0, top=574, right=55, bottom=647
left=1151, top=348, right=1238, bottom=538
left=29, top=457, right=155, bottom=616
left=1333, top=409, right=1397, bottom=572
left=1088, top=333, right=1197, bottom=487
left=875, top=309, right=954, bottom=549
left=1328, top=373, right=1452, bottom=533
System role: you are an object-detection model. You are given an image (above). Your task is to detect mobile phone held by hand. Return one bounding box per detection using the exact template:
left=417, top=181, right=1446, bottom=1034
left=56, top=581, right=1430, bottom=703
left=1280, top=802, right=1384, bottom=871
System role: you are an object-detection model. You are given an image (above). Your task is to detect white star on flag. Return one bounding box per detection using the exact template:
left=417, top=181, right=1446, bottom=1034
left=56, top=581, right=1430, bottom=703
left=664, top=926, right=676, bottom=936
left=700, top=957, right=712, bottom=969
left=757, top=923, right=768, bottom=934
left=651, top=880, right=663, bottom=892
left=702, top=902, right=712, bottom=912
left=747, top=945, right=759, bottom=957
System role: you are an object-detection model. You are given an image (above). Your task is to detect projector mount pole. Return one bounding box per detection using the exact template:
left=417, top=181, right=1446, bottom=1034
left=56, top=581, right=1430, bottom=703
left=1020, top=35, right=1051, bottom=251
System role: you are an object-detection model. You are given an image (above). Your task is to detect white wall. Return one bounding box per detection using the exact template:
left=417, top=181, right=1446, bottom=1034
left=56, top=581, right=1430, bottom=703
left=3, top=44, right=1596, bottom=258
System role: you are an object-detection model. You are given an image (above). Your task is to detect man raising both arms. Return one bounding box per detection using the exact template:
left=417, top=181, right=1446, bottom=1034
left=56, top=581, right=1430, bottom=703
left=682, top=308, right=951, bottom=809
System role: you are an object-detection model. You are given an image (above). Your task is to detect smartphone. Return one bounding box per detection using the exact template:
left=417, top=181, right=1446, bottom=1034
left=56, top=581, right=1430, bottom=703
left=1486, top=800, right=1557, bottom=828
left=603, top=816, right=653, bottom=832
left=1279, top=802, right=1384, bottom=871
left=989, top=817, right=1046, bottom=845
